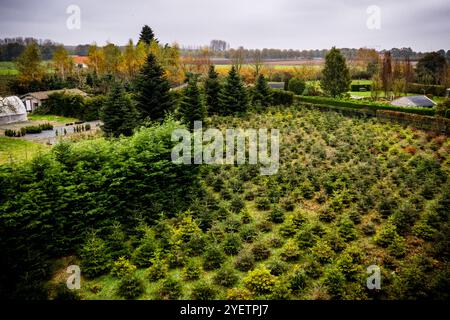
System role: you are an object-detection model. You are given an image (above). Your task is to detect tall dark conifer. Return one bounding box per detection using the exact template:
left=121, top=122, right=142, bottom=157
left=134, top=52, right=172, bottom=122
left=100, top=82, right=136, bottom=137
left=218, top=66, right=248, bottom=115
left=138, top=25, right=157, bottom=45
left=204, top=65, right=221, bottom=114
left=252, top=74, right=273, bottom=107
left=179, top=78, right=205, bottom=130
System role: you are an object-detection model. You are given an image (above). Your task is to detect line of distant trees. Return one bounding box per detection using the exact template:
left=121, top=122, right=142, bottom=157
left=2, top=37, right=450, bottom=62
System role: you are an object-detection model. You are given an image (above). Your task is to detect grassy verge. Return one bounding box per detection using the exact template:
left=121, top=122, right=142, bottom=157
left=0, top=137, right=49, bottom=165
left=28, top=114, right=80, bottom=124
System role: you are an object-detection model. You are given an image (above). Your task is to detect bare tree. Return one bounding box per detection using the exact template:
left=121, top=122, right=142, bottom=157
left=251, top=49, right=264, bottom=77
left=231, top=46, right=245, bottom=73
left=381, top=51, right=393, bottom=99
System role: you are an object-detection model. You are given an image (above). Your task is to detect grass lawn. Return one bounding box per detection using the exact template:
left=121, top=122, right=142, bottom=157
left=28, top=114, right=80, bottom=124
left=0, top=61, right=18, bottom=76
left=0, top=137, right=49, bottom=165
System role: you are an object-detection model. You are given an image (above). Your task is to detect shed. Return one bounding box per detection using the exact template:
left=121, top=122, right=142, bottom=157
left=21, top=88, right=88, bottom=112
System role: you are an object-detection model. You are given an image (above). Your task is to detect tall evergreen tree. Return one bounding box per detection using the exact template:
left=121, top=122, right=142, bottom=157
left=320, top=47, right=351, bottom=98
left=179, top=78, right=205, bottom=130
left=100, top=82, right=136, bottom=137
left=138, top=25, right=157, bottom=45
left=204, top=65, right=221, bottom=114
left=218, top=66, right=249, bottom=115
left=252, top=74, right=273, bottom=107
left=134, top=52, right=172, bottom=122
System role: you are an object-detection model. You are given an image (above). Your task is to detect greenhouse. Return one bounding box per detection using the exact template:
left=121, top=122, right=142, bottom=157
left=0, top=96, right=28, bottom=125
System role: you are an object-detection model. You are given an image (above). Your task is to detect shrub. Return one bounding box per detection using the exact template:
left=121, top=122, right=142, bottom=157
left=388, top=235, right=407, bottom=258
left=111, top=257, right=137, bottom=278
left=251, top=242, right=271, bottom=261
left=239, top=224, right=258, bottom=243
left=269, top=206, right=285, bottom=223
left=234, top=250, right=255, bottom=271
left=147, top=255, right=169, bottom=281
left=230, top=195, right=245, bottom=213
left=288, top=78, right=306, bottom=95
left=240, top=208, right=252, bottom=224
left=279, top=217, right=298, bottom=238
left=223, top=233, right=243, bottom=255
left=280, top=239, right=301, bottom=262
left=305, top=259, right=323, bottom=279
left=190, top=280, right=218, bottom=300
left=224, top=217, right=241, bottom=233
left=270, top=280, right=292, bottom=299
left=182, top=259, right=202, bottom=281
left=243, top=267, right=277, bottom=295
left=255, top=196, right=271, bottom=210
left=116, top=275, right=144, bottom=300
left=268, top=235, right=284, bottom=248
left=336, top=253, right=360, bottom=280
left=158, top=276, right=183, bottom=300
left=226, top=288, right=252, bottom=300
left=311, top=240, right=334, bottom=264
left=203, top=245, right=226, bottom=270
left=272, top=89, right=294, bottom=106
left=266, top=260, right=288, bottom=276
left=213, top=266, right=239, bottom=287
left=362, top=221, right=376, bottom=235
left=338, top=215, right=357, bottom=241
left=323, top=266, right=346, bottom=299
left=132, top=231, right=158, bottom=267
left=412, top=221, right=436, bottom=241
left=296, top=226, right=317, bottom=249
left=80, top=232, right=111, bottom=278
left=290, top=268, right=307, bottom=292
left=257, top=219, right=273, bottom=233
left=53, top=283, right=81, bottom=300
left=374, top=223, right=399, bottom=247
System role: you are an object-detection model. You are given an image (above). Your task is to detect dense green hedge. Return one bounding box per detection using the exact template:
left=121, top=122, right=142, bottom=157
left=0, top=120, right=200, bottom=298
left=407, top=83, right=446, bottom=96
left=351, top=84, right=371, bottom=92
left=272, top=89, right=294, bottom=106
left=296, top=96, right=436, bottom=116
left=35, top=93, right=106, bottom=121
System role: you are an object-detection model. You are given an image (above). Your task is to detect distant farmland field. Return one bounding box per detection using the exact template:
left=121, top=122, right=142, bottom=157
left=0, top=61, right=18, bottom=75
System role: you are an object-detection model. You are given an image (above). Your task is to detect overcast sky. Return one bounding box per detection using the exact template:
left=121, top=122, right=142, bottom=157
left=0, top=0, right=449, bottom=51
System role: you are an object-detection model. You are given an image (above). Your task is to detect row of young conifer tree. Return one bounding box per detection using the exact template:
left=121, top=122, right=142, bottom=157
left=100, top=51, right=275, bottom=136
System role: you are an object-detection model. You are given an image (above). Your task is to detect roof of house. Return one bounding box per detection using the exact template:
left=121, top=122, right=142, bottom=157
left=391, top=95, right=436, bottom=108
left=21, top=88, right=88, bottom=101
left=72, top=55, right=90, bottom=65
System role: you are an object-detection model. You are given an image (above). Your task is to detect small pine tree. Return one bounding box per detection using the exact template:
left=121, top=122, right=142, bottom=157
left=218, top=66, right=249, bottom=115
left=204, top=65, right=221, bottom=114
left=100, top=82, right=136, bottom=137
left=138, top=25, right=157, bottom=45
left=80, top=231, right=111, bottom=278
left=320, top=47, right=351, bottom=97
left=179, top=78, right=205, bottom=130
left=252, top=74, right=273, bottom=107
left=132, top=231, right=158, bottom=267
left=134, top=53, right=172, bottom=122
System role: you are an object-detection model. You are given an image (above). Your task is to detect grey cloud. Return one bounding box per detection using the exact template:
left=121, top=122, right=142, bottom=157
left=0, top=0, right=448, bottom=51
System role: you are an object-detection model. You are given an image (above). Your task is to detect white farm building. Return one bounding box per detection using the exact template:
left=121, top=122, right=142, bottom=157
left=0, top=96, right=28, bottom=125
